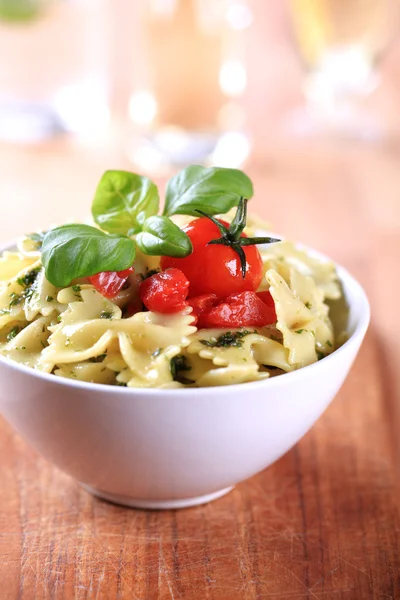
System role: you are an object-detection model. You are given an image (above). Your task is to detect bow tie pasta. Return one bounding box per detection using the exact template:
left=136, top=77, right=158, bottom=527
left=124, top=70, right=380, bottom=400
left=0, top=218, right=346, bottom=388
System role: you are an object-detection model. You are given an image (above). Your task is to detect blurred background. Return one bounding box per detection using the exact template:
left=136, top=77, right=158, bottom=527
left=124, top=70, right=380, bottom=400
left=0, top=0, right=399, bottom=259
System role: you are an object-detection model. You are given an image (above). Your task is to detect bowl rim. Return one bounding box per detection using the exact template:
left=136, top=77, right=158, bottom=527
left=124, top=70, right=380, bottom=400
left=0, top=240, right=370, bottom=396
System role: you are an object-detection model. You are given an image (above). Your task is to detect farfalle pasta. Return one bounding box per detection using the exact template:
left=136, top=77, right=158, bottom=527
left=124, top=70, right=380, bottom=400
left=0, top=166, right=345, bottom=388
left=0, top=221, right=343, bottom=388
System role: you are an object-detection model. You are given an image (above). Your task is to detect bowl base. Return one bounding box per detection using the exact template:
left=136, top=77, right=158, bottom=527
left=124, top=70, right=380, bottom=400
left=80, top=483, right=234, bottom=510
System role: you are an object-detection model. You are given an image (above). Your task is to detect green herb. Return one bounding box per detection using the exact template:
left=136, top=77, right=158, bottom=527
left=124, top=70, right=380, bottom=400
left=13, top=268, right=41, bottom=304
left=305, top=302, right=312, bottom=309
left=0, top=309, right=10, bottom=316
left=170, top=354, right=191, bottom=377
left=198, top=197, right=280, bottom=278
left=72, top=285, right=81, bottom=293
left=295, top=329, right=305, bottom=334
left=269, top=334, right=281, bottom=342
left=7, top=326, right=21, bottom=341
left=163, top=165, right=253, bottom=217
left=136, top=215, right=193, bottom=258
left=92, top=170, right=160, bottom=235
left=326, top=340, right=333, bottom=348
left=56, top=315, right=62, bottom=323
left=24, top=287, right=37, bottom=303
left=40, top=165, right=268, bottom=286
left=200, top=329, right=255, bottom=348
left=0, top=0, right=44, bottom=22
left=9, top=292, right=23, bottom=308
left=316, top=350, right=325, bottom=361
left=170, top=354, right=194, bottom=384
left=100, top=311, right=113, bottom=320
left=41, top=224, right=136, bottom=288
left=152, top=348, right=162, bottom=358
left=116, top=381, right=127, bottom=387
left=17, top=267, right=40, bottom=288
left=89, top=354, right=107, bottom=363
left=26, top=231, right=46, bottom=247
left=46, top=296, right=54, bottom=302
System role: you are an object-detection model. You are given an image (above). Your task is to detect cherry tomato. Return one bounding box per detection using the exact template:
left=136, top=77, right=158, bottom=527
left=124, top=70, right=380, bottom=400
left=198, top=291, right=277, bottom=329
left=160, top=218, right=264, bottom=298
left=88, top=267, right=134, bottom=299
left=187, top=293, right=220, bottom=326
left=140, top=268, right=189, bottom=314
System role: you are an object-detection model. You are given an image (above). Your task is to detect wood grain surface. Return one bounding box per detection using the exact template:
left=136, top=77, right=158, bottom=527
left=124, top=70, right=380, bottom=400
left=0, top=138, right=399, bottom=600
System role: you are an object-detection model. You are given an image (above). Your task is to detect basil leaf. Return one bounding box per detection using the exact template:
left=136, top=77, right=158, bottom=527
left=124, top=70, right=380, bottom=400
left=41, top=224, right=136, bottom=287
left=163, top=165, right=253, bottom=217
left=92, top=170, right=159, bottom=235
left=136, top=216, right=193, bottom=257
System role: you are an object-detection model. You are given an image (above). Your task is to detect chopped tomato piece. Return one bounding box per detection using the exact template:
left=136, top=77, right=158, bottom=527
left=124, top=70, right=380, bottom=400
left=199, top=291, right=277, bottom=329
left=140, top=268, right=190, bottom=314
left=89, top=267, right=134, bottom=298
left=257, top=290, right=277, bottom=321
left=187, top=293, right=220, bottom=326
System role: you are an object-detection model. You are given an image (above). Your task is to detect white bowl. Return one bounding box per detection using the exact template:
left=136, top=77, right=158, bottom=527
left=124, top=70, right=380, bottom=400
left=0, top=251, right=370, bottom=509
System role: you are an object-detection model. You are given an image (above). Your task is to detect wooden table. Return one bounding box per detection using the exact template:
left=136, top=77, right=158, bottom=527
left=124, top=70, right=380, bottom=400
left=0, top=133, right=399, bottom=599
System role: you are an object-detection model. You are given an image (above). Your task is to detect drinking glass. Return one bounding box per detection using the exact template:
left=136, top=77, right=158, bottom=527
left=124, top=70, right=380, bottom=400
left=286, top=0, right=400, bottom=139
left=126, top=0, right=253, bottom=173
left=0, top=0, right=109, bottom=143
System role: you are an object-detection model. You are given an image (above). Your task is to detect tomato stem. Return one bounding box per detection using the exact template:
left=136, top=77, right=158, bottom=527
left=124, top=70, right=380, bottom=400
left=195, top=197, right=280, bottom=279
left=194, top=210, right=230, bottom=238
left=239, top=236, right=280, bottom=246
left=233, top=243, right=247, bottom=278
left=229, top=197, right=248, bottom=239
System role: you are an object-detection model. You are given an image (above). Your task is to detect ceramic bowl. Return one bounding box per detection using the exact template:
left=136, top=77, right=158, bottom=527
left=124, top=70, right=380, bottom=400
left=0, top=251, right=370, bottom=509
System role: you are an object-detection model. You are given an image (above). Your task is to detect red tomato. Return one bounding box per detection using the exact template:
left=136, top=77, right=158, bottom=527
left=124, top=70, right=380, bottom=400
left=257, top=290, right=277, bottom=322
left=199, top=291, right=277, bottom=329
left=88, top=267, right=134, bottom=299
left=187, top=293, right=220, bottom=325
left=160, top=218, right=263, bottom=298
left=140, top=268, right=189, bottom=314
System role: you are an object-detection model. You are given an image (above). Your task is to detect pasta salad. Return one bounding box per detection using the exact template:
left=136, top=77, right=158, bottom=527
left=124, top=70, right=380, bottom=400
left=0, top=166, right=343, bottom=388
